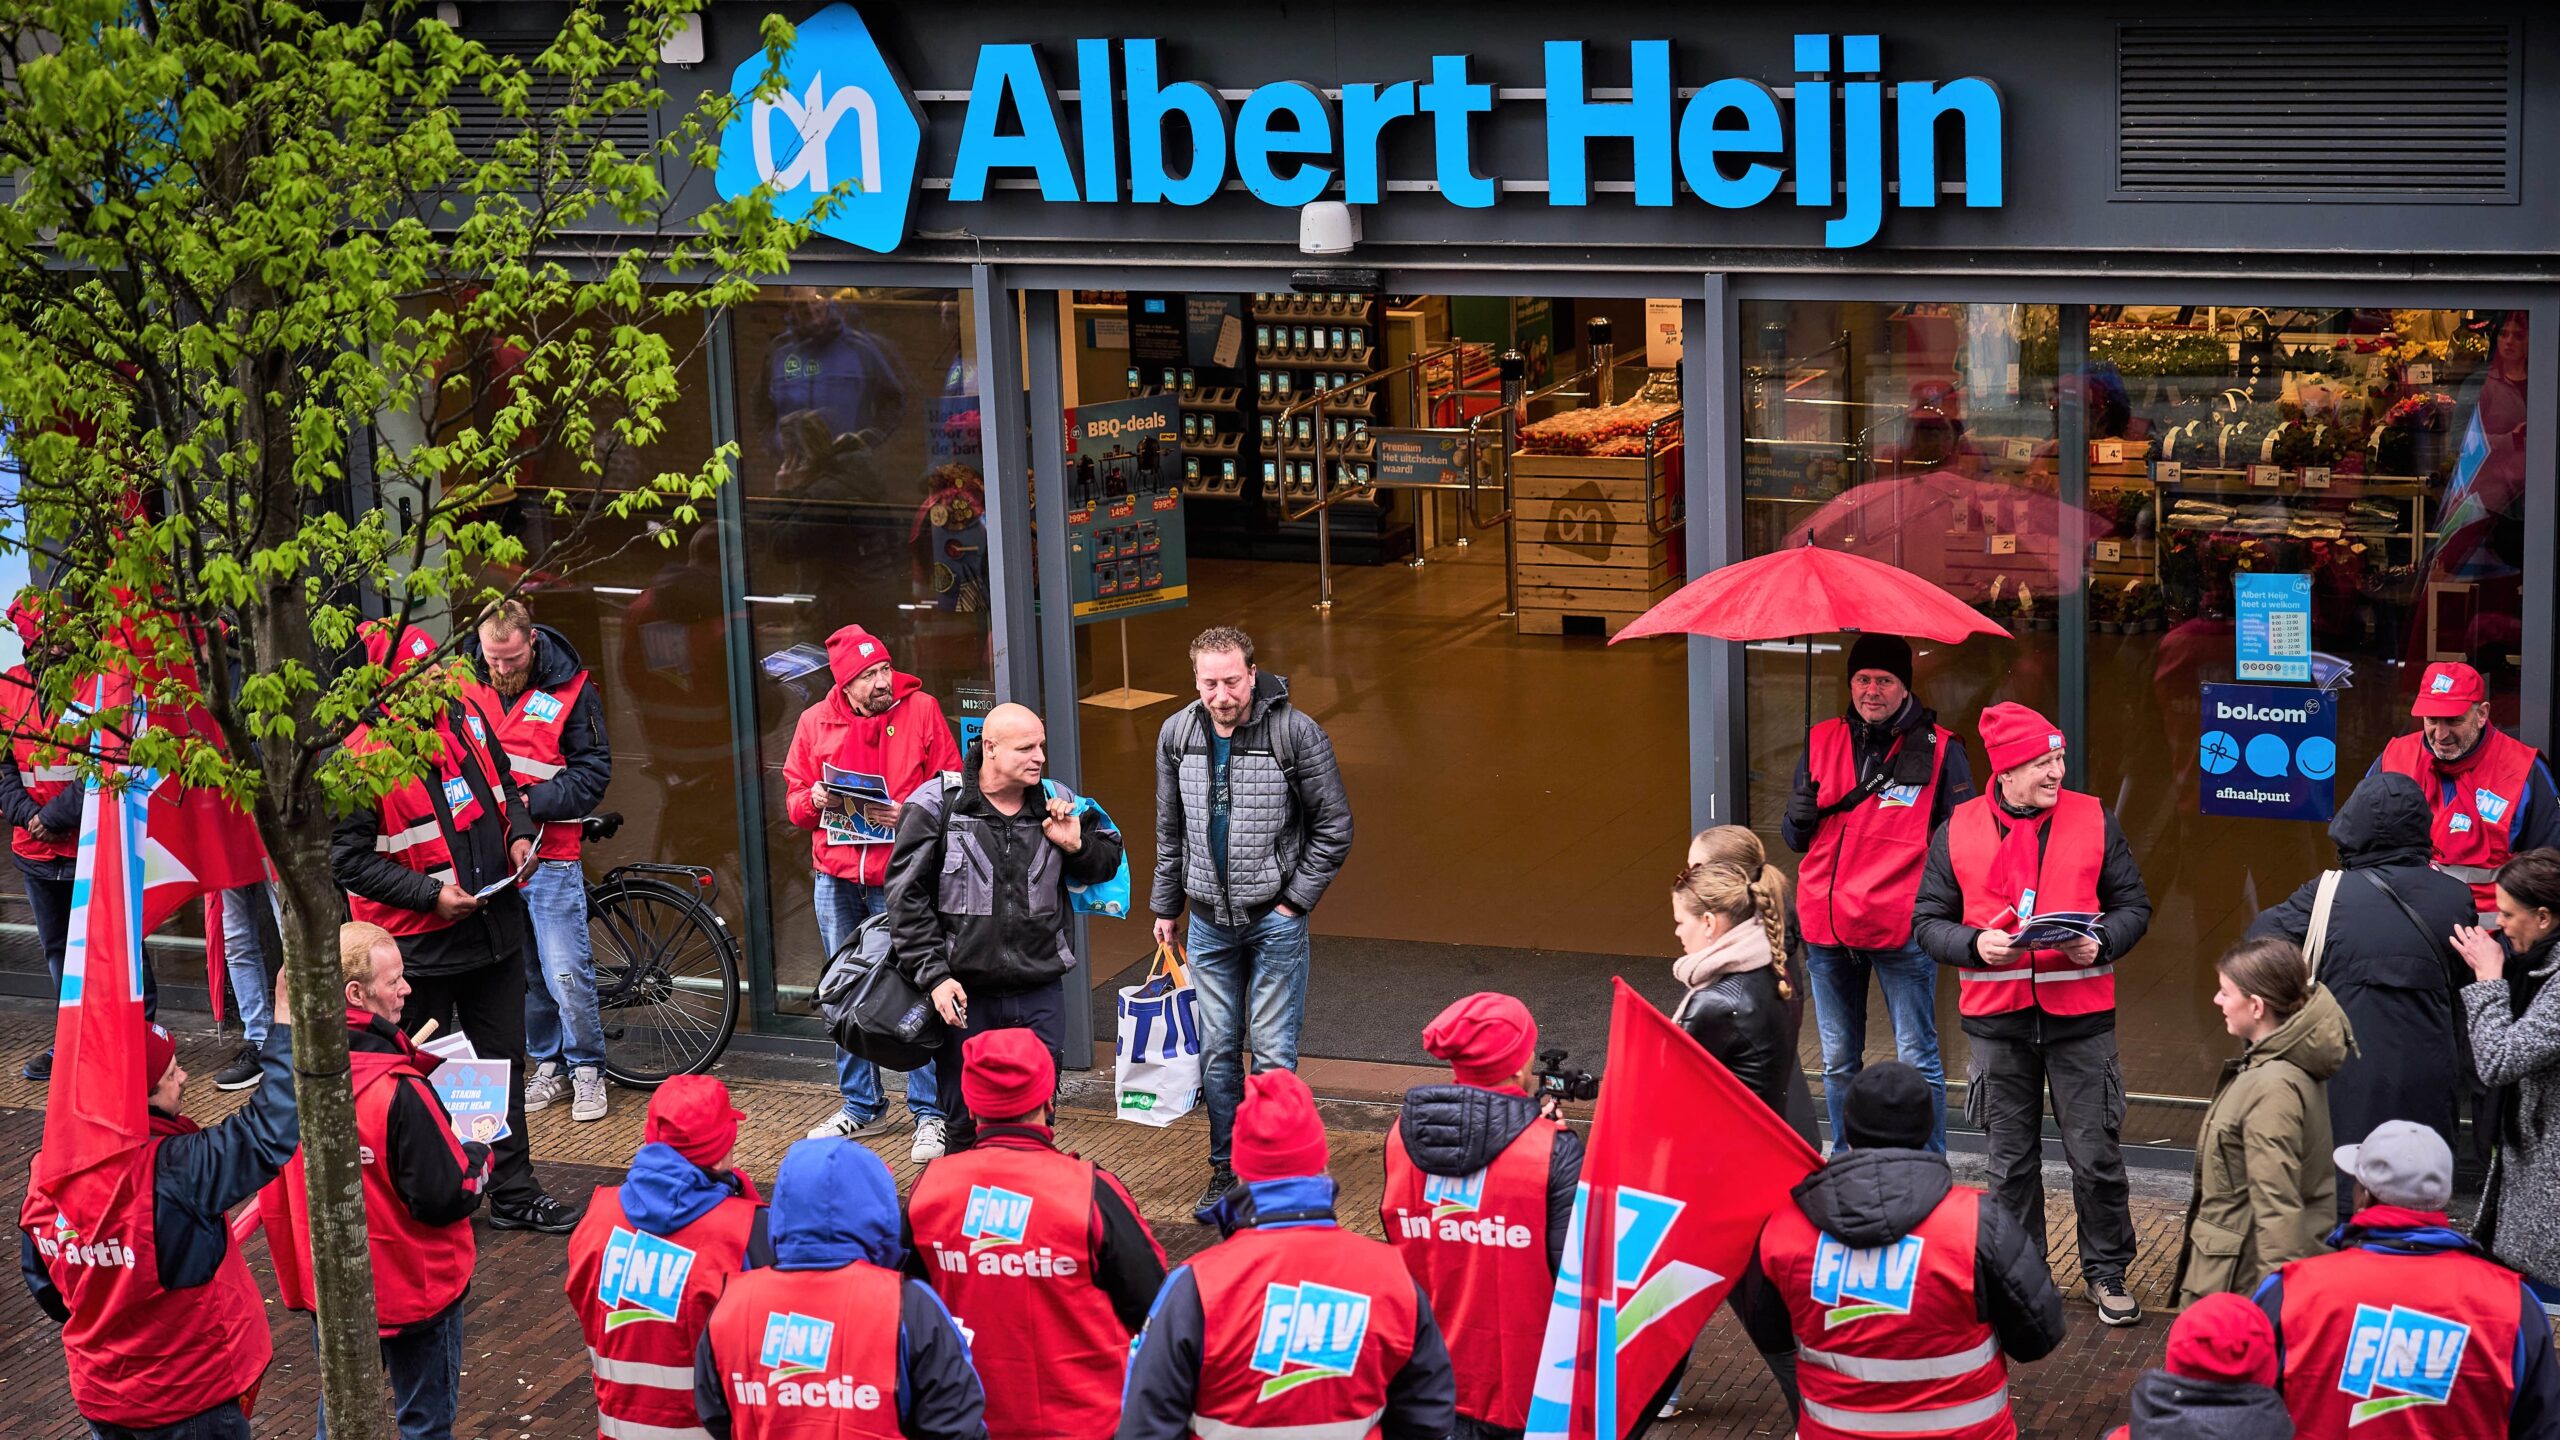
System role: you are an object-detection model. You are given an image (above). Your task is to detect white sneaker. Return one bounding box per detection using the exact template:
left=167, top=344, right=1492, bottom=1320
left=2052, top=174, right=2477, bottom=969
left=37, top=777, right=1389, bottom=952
left=1657, top=1389, right=1682, bottom=1420
left=570, top=1065, right=608, bottom=1122
left=808, top=1111, right=900, bottom=1141
left=910, top=1115, right=949, bottom=1163
left=524, top=1061, right=567, bottom=1113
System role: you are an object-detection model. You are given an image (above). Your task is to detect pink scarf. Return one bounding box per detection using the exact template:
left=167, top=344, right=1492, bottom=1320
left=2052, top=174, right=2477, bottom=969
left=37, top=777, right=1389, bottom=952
left=1674, top=919, right=1775, bottom=989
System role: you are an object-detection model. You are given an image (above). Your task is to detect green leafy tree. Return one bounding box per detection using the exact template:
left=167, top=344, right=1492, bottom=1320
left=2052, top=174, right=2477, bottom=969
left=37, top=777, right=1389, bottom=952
left=0, top=2, right=818, bottom=1432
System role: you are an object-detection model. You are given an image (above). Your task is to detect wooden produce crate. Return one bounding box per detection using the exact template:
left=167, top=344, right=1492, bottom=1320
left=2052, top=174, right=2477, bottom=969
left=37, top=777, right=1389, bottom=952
left=1510, top=451, right=1681, bottom=637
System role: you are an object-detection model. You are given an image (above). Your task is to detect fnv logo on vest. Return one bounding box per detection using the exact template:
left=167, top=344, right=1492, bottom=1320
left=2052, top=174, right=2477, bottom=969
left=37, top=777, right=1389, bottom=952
left=2340, top=1303, right=2469, bottom=1426
left=597, top=1227, right=697, bottom=1329
left=760, top=1311, right=837, bottom=1381
left=1423, top=1169, right=1485, bottom=1219
left=2476, top=788, right=2512, bottom=826
left=714, top=4, right=923, bottom=255
left=1810, top=1234, right=1925, bottom=1328
left=962, top=1185, right=1033, bottom=1252
left=1877, top=783, right=1921, bottom=809
left=523, top=691, right=564, bottom=724
left=1251, top=1281, right=1372, bottom=1399
left=441, top=776, right=472, bottom=810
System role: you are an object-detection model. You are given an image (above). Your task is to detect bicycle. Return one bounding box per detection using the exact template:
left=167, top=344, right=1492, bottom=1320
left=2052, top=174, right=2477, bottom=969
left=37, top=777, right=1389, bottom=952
left=580, top=813, right=743, bottom=1089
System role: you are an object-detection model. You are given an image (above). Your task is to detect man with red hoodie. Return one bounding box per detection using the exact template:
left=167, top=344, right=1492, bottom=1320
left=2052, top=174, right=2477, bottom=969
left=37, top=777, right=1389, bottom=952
left=262, top=921, right=492, bottom=1440
left=785, top=623, right=960, bottom=1159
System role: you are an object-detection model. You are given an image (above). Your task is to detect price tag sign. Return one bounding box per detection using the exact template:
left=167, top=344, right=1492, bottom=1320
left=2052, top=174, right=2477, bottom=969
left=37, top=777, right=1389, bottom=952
left=2302, top=466, right=2333, bottom=490
left=2154, top=461, right=2183, bottom=485
left=2093, top=439, right=2126, bottom=464
left=2248, top=464, right=2284, bottom=487
left=2096, top=540, right=2124, bottom=563
left=2408, top=363, right=2436, bottom=385
left=1988, top=533, right=2020, bottom=556
left=2002, top=437, right=2037, bottom=462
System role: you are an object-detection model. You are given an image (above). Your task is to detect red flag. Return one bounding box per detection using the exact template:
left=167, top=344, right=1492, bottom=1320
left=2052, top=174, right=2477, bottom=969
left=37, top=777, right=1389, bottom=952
left=29, top=699, right=155, bottom=1200
left=136, top=703, right=268, bottom=936
left=1525, top=978, right=1820, bottom=1440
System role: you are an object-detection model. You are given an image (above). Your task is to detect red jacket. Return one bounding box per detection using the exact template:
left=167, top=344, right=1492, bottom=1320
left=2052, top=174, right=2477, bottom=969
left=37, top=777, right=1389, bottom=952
left=783, top=626, right=961, bottom=887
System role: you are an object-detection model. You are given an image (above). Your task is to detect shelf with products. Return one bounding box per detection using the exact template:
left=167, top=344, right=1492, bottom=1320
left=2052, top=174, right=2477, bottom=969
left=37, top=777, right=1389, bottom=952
left=1256, top=386, right=1375, bottom=417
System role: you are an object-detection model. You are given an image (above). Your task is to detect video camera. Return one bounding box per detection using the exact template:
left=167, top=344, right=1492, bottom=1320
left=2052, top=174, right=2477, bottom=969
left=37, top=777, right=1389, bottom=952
left=1533, top=1047, right=1598, bottom=1107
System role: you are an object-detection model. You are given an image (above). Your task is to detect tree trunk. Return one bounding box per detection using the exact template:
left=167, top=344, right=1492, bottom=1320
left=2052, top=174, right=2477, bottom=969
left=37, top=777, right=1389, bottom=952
left=267, top=810, right=392, bottom=1440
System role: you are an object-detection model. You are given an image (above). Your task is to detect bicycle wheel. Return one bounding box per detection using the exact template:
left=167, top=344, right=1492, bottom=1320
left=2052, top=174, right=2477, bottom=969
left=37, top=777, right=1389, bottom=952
left=590, top=876, right=741, bottom=1088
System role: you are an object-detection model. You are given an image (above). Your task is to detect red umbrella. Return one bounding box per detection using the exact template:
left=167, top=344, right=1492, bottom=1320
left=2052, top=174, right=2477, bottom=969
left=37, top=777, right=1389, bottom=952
left=1612, top=542, right=2012, bottom=730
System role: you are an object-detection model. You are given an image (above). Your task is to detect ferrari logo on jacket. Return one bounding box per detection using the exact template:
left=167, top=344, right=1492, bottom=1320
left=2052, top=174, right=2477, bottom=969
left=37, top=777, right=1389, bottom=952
left=2340, top=1303, right=2469, bottom=1425
left=1810, top=1233, right=1926, bottom=1328
left=1250, top=1281, right=1372, bottom=1399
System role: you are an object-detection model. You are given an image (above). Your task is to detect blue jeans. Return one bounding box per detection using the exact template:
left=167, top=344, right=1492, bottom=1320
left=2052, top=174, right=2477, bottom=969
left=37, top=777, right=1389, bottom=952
left=219, top=884, right=278, bottom=1045
left=814, top=872, right=941, bottom=1123
left=520, top=859, right=605, bottom=1070
left=1804, top=942, right=1947, bottom=1153
left=1189, top=907, right=1312, bottom=1170
left=317, top=1302, right=463, bottom=1440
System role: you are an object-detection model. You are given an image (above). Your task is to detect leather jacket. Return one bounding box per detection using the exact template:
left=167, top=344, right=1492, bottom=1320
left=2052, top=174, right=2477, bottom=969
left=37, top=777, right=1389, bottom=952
left=1675, top=967, right=1796, bottom=1120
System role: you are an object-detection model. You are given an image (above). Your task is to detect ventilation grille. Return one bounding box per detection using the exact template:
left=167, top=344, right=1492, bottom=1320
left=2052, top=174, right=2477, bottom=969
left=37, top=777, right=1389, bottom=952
left=447, top=34, right=656, bottom=161
left=2117, top=23, right=2514, bottom=198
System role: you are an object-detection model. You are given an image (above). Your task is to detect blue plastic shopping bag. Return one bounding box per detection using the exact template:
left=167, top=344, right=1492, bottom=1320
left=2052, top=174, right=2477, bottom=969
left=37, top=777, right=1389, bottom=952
left=1042, top=781, right=1131, bottom=918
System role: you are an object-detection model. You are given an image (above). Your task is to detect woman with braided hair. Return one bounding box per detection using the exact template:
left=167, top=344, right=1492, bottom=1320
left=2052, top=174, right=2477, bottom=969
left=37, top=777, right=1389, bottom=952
left=1670, top=848, right=1821, bottom=1151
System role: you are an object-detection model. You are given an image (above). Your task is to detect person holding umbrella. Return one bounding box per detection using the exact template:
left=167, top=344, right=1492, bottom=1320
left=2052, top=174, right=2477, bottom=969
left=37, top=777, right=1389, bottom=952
left=1782, top=632, right=1974, bottom=1154
left=1913, top=701, right=2154, bottom=1327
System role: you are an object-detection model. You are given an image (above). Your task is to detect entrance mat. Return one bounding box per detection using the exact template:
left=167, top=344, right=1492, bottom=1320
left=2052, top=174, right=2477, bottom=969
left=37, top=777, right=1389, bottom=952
left=1090, top=934, right=1684, bottom=1073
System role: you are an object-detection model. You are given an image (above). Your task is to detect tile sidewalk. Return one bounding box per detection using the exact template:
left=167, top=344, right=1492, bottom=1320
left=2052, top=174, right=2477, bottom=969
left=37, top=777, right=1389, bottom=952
left=0, top=1002, right=2179, bottom=1436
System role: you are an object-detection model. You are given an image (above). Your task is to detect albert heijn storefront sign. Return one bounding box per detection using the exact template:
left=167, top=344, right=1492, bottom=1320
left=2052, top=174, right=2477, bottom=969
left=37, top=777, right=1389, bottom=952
left=713, top=3, right=2007, bottom=255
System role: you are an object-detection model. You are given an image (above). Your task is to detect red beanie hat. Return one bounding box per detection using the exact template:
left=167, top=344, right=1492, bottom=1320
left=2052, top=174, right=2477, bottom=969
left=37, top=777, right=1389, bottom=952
left=644, top=1075, right=745, bottom=1169
left=1980, top=701, right=2065, bottom=777
left=961, top=1029, right=1056, bottom=1122
left=1232, top=1069, right=1330, bottom=1182
left=828, top=625, right=894, bottom=686
left=2164, top=1293, right=2278, bottom=1388
left=1421, top=992, right=1538, bottom=1088
left=143, top=1023, right=177, bottom=1092
left=359, top=618, right=439, bottom=679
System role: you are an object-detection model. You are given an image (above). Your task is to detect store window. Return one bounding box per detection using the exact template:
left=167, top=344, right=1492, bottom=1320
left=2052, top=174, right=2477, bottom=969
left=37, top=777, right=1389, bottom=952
left=2081, top=306, right=2529, bottom=1098
left=729, top=286, right=989, bottom=1008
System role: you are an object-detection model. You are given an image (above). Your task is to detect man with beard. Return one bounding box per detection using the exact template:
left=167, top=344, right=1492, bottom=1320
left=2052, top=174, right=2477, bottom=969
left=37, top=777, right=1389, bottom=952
left=461, top=599, right=615, bottom=1122
left=2372, top=661, right=2558, bottom=925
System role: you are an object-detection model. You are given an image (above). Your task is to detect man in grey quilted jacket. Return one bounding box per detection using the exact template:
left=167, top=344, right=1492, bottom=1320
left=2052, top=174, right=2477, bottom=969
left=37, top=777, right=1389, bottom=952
left=1150, top=626, right=1354, bottom=1214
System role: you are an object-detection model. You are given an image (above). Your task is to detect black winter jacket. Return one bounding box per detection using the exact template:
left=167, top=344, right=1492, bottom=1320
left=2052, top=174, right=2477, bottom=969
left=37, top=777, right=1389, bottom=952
left=2247, top=771, right=2474, bottom=1213
left=456, top=623, right=613, bottom=828
left=2111, top=1371, right=2295, bottom=1440
left=328, top=696, right=539, bottom=977
left=1911, top=795, right=2153, bottom=1043
left=1736, top=1147, right=2066, bottom=1416
left=1675, top=968, right=1821, bottom=1150
left=1392, top=1084, right=1585, bottom=1274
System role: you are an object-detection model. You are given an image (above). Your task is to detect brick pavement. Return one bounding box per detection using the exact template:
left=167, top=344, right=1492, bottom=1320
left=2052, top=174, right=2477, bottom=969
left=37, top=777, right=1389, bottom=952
left=0, top=1003, right=2176, bottom=1436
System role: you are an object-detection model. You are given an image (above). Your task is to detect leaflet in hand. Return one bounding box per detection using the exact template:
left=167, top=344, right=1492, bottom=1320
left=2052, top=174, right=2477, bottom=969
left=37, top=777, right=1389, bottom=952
left=430, top=1058, right=514, bottom=1146
left=820, top=764, right=896, bottom=847
left=419, top=1031, right=481, bottom=1063
left=2007, top=911, right=2105, bottom=948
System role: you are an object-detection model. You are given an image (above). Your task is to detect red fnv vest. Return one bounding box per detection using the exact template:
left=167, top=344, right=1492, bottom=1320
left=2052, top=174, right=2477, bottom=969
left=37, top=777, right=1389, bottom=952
left=704, top=1261, right=905, bottom=1440
left=1, top=665, right=77, bottom=864
left=1799, top=718, right=1953, bottom=949
left=19, top=1126, right=273, bottom=1429
left=2275, top=1242, right=2523, bottom=1439
left=567, top=1180, right=763, bottom=1440
left=1188, top=1225, right=1420, bottom=1440
left=491, top=671, right=590, bottom=860
left=1946, top=791, right=2113, bottom=1017
left=1761, top=1186, right=2011, bottom=1440
left=2379, top=727, right=2541, bottom=912
left=262, top=1021, right=477, bottom=1331
left=345, top=691, right=512, bottom=936
left=908, top=1143, right=1131, bottom=1440
left=1379, top=1117, right=1555, bottom=1429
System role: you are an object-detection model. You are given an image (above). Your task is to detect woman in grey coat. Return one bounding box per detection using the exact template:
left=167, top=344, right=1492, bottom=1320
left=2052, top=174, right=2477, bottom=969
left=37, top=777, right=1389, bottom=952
left=2450, top=847, right=2560, bottom=1280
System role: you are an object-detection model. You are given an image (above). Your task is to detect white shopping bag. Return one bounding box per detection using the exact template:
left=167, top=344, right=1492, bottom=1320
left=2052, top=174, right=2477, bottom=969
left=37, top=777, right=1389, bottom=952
left=1115, top=943, right=1202, bottom=1127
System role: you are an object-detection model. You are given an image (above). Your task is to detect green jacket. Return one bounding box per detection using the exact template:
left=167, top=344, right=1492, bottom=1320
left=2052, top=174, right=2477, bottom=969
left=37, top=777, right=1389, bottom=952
left=2175, top=982, right=2354, bottom=1304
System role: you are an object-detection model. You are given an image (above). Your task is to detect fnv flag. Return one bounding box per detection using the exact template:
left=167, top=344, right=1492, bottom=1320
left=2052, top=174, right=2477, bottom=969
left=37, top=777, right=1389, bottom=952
left=1523, top=979, right=1819, bottom=1440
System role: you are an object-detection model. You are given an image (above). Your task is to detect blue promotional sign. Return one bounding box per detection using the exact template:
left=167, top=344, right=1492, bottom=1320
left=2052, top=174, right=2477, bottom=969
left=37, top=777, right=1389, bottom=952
left=2200, top=683, right=2337, bottom=822
left=2235, top=572, right=2313, bottom=683
left=710, top=6, right=2006, bottom=254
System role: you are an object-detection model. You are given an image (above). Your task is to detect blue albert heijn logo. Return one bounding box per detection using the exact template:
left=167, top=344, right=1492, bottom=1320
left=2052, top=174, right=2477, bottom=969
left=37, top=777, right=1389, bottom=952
left=2476, top=788, right=2512, bottom=827
left=1422, top=1169, right=1485, bottom=1219
left=715, top=3, right=923, bottom=255
left=597, top=1227, right=697, bottom=1330
left=1250, top=1281, right=1372, bottom=1400
left=524, top=691, right=563, bottom=724
left=1810, top=1233, right=1926, bottom=1327
left=759, top=1310, right=837, bottom=1380
left=961, top=1184, right=1032, bottom=1253
left=2339, top=1303, right=2469, bottom=1425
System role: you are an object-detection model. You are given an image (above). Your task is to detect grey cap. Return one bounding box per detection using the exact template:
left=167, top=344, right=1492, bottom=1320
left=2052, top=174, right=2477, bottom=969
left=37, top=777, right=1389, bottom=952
left=2335, top=1120, right=2455, bottom=1210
